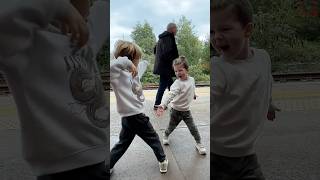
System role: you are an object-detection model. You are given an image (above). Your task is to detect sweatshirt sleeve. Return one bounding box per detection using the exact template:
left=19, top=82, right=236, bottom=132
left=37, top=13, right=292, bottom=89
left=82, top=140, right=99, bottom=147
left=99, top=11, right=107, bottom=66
left=87, top=0, right=108, bottom=56
left=264, top=51, right=277, bottom=112
left=161, top=80, right=180, bottom=108
left=193, top=77, right=196, bottom=96
left=110, top=58, right=133, bottom=81
left=268, top=74, right=277, bottom=112
left=211, top=57, right=226, bottom=97
left=0, top=0, right=72, bottom=59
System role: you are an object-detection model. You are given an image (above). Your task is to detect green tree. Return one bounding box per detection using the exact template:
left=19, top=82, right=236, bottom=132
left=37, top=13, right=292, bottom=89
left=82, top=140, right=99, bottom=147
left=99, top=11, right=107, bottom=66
left=251, top=0, right=320, bottom=73
left=131, top=21, right=157, bottom=56
left=176, top=16, right=202, bottom=66
left=176, top=16, right=210, bottom=82
left=96, top=41, right=109, bottom=72
left=200, top=38, right=210, bottom=74
left=130, top=21, right=159, bottom=84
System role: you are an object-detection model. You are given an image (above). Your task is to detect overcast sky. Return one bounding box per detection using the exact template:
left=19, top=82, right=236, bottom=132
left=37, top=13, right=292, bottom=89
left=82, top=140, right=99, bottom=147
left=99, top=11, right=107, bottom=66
left=110, top=0, right=210, bottom=52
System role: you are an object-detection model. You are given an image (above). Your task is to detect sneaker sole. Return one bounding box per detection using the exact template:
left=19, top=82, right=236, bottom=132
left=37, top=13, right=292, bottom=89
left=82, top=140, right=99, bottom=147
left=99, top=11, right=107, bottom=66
left=163, top=141, right=169, bottom=145
left=195, top=146, right=207, bottom=155
left=160, top=163, right=168, bottom=173
left=160, top=170, right=168, bottom=173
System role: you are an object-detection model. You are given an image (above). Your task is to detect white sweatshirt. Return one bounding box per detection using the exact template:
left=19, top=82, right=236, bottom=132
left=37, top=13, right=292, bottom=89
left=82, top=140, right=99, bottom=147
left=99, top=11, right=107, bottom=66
left=211, top=48, right=273, bottom=157
left=0, top=0, right=108, bottom=175
left=161, top=76, right=196, bottom=111
left=110, top=57, right=145, bottom=117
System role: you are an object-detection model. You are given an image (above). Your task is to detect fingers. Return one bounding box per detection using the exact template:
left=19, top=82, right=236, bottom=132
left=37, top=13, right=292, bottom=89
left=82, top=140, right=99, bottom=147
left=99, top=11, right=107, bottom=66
left=157, top=111, right=164, bottom=117
left=156, top=107, right=165, bottom=117
left=57, top=4, right=89, bottom=48
left=131, top=70, right=137, bottom=77
left=69, top=20, right=89, bottom=48
left=60, top=23, right=70, bottom=35
left=267, top=111, right=275, bottom=121
left=131, top=65, right=138, bottom=77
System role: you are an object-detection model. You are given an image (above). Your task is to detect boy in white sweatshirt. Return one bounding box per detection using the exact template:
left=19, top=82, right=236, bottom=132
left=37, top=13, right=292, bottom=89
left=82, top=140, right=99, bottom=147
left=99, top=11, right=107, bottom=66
left=211, top=0, right=280, bottom=179
left=0, top=0, right=108, bottom=179
left=156, top=56, right=207, bottom=155
left=110, top=40, right=169, bottom=174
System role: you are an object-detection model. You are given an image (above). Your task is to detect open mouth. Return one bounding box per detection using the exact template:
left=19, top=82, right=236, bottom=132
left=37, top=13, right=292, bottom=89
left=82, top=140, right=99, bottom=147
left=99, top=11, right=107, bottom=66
left=218, top=45, right=230, bottom=52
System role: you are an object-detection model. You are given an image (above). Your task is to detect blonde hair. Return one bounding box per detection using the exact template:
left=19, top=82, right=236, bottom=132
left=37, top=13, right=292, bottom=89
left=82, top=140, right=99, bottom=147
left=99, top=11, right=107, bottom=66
left=173, top=56, right=189, bottom=71
left=114, top=40, right=142, bottom=66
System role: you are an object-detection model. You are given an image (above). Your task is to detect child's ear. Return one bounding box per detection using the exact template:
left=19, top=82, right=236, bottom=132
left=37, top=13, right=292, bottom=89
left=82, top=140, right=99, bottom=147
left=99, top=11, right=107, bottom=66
left=244, top=23, right=254, bottom=38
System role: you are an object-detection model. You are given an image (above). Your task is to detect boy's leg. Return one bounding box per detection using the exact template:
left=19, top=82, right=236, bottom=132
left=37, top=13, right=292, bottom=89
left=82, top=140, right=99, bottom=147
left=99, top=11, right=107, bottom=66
left=37, top=162, right=107, bottom=180
left=211, top=153, right=265, bottom=180
left=182, top=111, right=201, bottom=143
left=134, top=113, right=166, bottom=162
left=110, top=117, right=136, bottom=169
left=164, top=109, right=182, bottom=137
left=239, top=154, right=265, bottom=180
left=211, top=153, right=236, bottom=180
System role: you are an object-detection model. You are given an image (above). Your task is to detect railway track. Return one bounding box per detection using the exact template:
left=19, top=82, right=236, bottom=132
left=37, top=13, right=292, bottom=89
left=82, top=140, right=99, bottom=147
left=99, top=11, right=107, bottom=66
left=272, top=72, right=320, bottom=82
left=1, top=72, right=320, bottom=94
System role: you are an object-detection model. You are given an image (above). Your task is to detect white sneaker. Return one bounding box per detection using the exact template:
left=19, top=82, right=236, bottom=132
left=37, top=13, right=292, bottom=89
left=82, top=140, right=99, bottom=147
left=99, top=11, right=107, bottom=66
left=163, top=134, right=169, bottom=145
left=159, top=159, right=169, bottom=173
left=195, top=143, right=206, bottom=155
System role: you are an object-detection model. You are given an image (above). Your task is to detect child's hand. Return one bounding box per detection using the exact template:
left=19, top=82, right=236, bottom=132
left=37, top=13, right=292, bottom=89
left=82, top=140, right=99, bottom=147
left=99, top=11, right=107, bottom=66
left=267, top=107, right=281, bottom=121
left=156, top=106, right=165, bottom=117
left=130, top=64, right=138, bottom=77
left=56, top=4, right=89, bottom=47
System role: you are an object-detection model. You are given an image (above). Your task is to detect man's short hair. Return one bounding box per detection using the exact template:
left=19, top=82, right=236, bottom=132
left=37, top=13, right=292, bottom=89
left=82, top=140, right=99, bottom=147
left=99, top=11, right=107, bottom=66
left=167, top=23, right=177, bottom=31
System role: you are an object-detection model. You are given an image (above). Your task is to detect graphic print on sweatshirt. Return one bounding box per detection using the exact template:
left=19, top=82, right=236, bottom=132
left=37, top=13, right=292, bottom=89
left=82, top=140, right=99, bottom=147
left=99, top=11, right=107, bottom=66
left=64, top=46, right=108, bottom=128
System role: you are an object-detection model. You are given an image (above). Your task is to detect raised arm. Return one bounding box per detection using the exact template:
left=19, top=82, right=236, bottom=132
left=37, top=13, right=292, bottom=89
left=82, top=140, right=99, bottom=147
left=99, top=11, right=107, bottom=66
left=211, top=59, right=226, bottom=97
left=86, top=0, right=108, bottom=56
left=0, top=0, right=87, bottom=59
left=110, top=57, right=136, bottom=82
left=160, top=81, right=180, bottom=109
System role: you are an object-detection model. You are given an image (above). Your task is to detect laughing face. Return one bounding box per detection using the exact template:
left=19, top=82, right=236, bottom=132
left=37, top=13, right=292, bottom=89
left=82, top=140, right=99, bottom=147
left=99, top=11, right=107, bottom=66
left=173, top=64, right=188, bottom=81
left=211, top=6, right=253, bottom=60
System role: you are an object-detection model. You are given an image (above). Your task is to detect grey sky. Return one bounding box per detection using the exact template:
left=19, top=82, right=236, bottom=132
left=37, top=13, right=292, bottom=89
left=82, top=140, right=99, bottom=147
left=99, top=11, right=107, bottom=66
left=110, top=0, right=210, bottom=52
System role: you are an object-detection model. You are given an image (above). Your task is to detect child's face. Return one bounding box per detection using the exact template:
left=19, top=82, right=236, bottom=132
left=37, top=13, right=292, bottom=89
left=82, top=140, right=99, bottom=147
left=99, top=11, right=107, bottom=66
left=211, top=6, right=253, bottom=59
left=173, top=64, right=188, bottom=80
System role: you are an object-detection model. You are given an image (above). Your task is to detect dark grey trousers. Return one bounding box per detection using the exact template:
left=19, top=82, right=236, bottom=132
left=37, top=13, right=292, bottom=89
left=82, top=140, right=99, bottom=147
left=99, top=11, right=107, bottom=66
left=37, top=162, right=107, bottom=180
left=110, top=113, right=166, bottom=168
left=165, top=108, right=201, bottom=143
left=211, top=153, right=265, bottom=180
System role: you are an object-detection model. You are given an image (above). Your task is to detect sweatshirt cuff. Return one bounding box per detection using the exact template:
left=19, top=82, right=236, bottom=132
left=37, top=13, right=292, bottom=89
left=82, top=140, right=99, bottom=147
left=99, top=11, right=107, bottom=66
left=120, top=58, right=134, bottom=70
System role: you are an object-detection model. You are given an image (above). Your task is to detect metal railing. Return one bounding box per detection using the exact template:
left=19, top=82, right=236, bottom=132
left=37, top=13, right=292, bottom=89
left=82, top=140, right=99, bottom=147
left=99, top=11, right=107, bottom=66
left=1, top=71, right=320, bottom=94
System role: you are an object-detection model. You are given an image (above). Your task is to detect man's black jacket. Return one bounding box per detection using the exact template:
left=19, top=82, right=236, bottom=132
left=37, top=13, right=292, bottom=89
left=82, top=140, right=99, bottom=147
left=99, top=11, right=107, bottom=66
left=153, top=31, right=179, bottom=77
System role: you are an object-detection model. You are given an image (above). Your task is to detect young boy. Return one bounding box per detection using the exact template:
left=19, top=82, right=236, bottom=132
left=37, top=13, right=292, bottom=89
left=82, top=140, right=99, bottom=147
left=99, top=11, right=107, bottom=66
left=0, top=0, right=108, bottom=179
left=211, top=0, right=280, bottom=179
left=156, top=56, right=206, bottom=155
left=110, top=40, right=169, bottom=174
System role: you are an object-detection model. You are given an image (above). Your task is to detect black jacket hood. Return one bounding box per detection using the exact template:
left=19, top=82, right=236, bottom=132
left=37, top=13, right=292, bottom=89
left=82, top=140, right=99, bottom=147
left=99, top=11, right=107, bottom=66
left=159, top=31, right=173, bottom=38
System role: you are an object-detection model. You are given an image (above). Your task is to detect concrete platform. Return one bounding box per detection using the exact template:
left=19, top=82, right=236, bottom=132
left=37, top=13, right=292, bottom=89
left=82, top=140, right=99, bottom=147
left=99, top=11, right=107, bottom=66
left=110, top=87, right=210, bottom=180
left=1, top=82, right=320, bottom=179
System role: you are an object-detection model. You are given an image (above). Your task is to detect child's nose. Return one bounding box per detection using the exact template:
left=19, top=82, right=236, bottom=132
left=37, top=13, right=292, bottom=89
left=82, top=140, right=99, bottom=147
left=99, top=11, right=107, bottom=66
left=214, top=32, right=223, bottom=41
